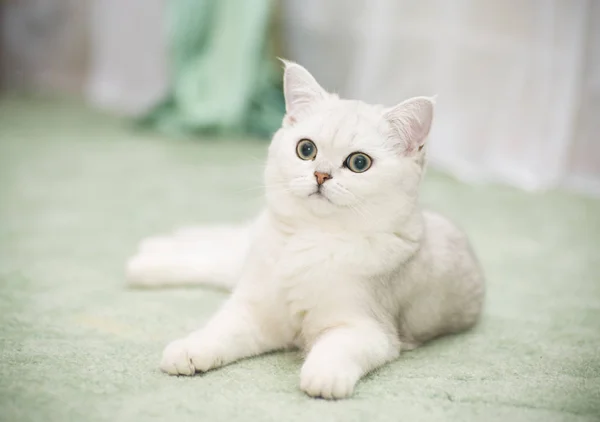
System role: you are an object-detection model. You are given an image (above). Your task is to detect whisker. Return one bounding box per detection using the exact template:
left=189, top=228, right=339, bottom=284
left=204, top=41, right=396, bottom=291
left=354, top=200, right=375, bottom=221
left=348, top=204, right=369, bottom=222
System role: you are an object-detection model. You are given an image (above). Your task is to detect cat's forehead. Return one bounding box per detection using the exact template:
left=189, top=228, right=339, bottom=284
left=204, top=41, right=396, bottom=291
left=305, top=99, right=386, bottom=149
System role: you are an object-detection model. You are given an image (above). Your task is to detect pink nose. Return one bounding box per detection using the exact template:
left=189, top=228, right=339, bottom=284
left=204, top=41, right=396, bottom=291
left=314, top=171, right=332, bottom=185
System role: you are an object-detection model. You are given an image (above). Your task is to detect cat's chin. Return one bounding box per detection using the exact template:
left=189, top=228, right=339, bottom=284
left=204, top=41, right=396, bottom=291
left=308, top=191, right=334, bottom=204
left=305, top=193, right=342, bottom=216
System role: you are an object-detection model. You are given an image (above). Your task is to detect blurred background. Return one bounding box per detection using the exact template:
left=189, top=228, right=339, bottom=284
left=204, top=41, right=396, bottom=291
left=1, top=2, right=600, bottom=420
left=1, top=0, right=599, bottom=194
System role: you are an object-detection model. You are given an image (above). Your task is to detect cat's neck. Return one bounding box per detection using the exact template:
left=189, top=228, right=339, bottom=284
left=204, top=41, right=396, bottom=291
left=266, top=203, right=425, bottom=243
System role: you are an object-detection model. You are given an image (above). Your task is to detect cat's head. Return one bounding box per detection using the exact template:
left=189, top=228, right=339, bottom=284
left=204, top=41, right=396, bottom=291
left=265, top=61, right=434, bottom=230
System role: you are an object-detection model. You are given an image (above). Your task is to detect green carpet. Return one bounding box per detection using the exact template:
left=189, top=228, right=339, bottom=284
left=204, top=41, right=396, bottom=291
left=1, top=98, right=599, bottom=422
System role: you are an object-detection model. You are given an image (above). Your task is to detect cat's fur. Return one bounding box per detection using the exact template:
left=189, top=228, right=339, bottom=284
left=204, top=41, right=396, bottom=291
left=127, top=62, right=485, bottom=399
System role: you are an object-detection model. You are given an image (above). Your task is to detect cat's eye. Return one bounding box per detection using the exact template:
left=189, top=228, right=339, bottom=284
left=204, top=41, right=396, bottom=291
left=296, top=139, right=317, bottom=160
left=345, top=152, right=372, bottom=173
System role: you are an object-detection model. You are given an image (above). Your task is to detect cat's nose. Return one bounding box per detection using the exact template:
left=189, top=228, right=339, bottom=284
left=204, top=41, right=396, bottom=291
left=314, top=171, right=332, bottom=185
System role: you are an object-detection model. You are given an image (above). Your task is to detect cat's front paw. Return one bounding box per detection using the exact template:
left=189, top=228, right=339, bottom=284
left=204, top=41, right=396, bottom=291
left=300, top=356, right=361, bottom=399
left=160, top=336, right=223, bottom=376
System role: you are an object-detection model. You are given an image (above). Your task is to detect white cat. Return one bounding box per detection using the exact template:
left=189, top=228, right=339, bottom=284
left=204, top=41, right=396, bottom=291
left=127, top=61, right=485, bottom=399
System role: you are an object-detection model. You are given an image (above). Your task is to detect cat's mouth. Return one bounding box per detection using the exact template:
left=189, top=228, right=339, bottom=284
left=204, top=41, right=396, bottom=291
left=308, top=189, right=334, bottom=204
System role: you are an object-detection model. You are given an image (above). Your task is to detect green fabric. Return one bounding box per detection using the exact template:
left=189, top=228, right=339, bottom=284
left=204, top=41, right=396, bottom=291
left=1, top=98, right=599, bottom=422
left=141, top=0, right=285, bottom=137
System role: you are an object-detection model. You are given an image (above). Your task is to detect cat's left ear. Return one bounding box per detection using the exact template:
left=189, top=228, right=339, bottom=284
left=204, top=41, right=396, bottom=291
left=281, top=60, right=329, bottom=126
left=384, top=96, right=435, bottom=154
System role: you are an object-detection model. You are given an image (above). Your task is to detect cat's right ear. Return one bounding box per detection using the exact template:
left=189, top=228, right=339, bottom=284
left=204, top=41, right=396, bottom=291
left=281, top=60, right=328, bottom=126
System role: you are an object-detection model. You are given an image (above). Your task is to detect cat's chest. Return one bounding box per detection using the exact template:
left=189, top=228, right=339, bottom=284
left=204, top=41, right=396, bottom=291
left=273, top=230, right=403, bottom=282
left=270, top=232, right=378, bottom=312
left=276, top=232, right=363, bottom=279
left=269, top=231, right=393, bottom=344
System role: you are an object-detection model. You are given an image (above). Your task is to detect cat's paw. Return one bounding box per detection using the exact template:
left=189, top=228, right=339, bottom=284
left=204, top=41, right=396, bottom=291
left=300, top=356, right=361, bottom=399
left=159, top=336, right=223, bottom=376
left=160, top=338, right=196, bottom=375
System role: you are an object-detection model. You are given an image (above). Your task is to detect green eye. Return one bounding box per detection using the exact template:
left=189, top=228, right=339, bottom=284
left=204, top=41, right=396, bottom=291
left=296, top=139, right=317, bottom=160
left=345, top=152, right=372, bottom=173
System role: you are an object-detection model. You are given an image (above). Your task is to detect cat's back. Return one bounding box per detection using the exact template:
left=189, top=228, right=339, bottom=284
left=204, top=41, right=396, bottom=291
left=421, top=209, right=468, bottom=245
left=416, top=209, right=483, bottom=281
left=399, top=208, right=485, bottom=302
left=395, top=209, right=485, bottom=342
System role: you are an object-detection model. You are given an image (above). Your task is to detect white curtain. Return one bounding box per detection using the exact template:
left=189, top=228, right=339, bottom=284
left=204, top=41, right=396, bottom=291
left=86, top=0, right=169, bottom=114
left=281, top=0, right=600, bottom=194
left=0, top=0, right=169, bottom=114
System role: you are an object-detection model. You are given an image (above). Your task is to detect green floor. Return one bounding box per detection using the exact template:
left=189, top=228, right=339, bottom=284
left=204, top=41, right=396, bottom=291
left=0, top=98, right=599, bottom=422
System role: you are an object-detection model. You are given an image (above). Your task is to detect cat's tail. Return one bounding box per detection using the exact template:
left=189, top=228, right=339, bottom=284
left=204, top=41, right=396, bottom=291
left=126, top=224, right=250, bottom=290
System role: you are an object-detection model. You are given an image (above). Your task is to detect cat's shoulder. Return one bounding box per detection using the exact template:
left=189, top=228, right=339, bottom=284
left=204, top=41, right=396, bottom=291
left=421, top=209, right=469, bottom=244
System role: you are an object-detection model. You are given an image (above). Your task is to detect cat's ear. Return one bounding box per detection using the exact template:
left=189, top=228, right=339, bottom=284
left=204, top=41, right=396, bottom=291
left=384, top=96, right=435, bottom=154
left=281, top=60, right=328, bottom=126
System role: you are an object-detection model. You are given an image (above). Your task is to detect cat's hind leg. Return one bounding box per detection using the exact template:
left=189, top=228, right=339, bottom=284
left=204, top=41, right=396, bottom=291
left=126, top=224, right=250, bottom=290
